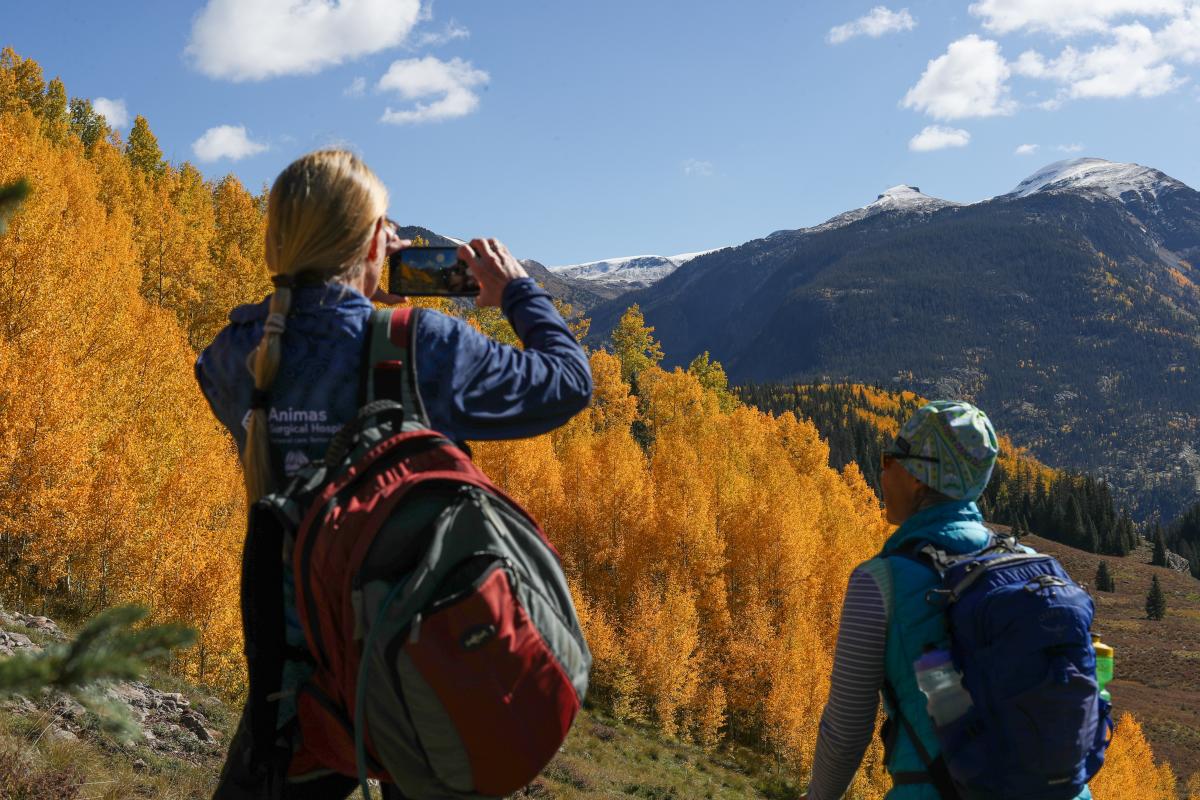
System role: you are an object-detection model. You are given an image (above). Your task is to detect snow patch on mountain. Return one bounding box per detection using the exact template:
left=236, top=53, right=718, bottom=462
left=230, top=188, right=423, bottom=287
left=805, top=185, right=960, bottom=234
left=1008, top=158, right=1184, bottom=202
left=549, top=250, right=718, bottom=289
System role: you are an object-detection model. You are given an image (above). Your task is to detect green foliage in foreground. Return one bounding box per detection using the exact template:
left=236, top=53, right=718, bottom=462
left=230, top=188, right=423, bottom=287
left=0, top=605, right=195, bottom=741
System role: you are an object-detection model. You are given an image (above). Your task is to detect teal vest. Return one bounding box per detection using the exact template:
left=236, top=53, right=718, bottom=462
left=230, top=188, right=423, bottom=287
left=861, top=501, right=1091, bottom=800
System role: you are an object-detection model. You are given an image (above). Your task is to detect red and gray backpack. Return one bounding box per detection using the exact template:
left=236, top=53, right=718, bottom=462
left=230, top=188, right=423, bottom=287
left=239, top=308, right=591, bottom=799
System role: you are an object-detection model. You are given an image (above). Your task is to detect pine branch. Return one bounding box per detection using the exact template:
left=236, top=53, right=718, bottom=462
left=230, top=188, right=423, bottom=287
left=0, top=605, right=195, bottom=741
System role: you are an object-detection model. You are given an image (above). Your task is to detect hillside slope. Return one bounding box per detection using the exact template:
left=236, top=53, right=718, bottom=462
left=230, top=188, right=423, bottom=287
left=0, top=604, right=803, bottom=800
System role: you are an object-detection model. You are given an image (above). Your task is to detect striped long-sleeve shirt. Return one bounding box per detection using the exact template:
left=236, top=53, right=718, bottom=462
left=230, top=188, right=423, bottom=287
left=807, top=567, right=889, bottom=800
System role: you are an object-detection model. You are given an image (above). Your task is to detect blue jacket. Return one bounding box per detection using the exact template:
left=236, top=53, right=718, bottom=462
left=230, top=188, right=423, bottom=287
left=195, top=277, right=593, bottom=482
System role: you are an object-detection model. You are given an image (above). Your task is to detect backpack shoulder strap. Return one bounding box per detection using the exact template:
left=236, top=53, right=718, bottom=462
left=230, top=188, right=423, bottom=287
left=364, top=307, right=430, bottom=428
left=881, top=680, right=962, bottom=799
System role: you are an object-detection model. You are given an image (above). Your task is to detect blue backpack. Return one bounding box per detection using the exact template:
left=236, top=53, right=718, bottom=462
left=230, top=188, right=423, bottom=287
left=886, top=535, right=1114, bottom=800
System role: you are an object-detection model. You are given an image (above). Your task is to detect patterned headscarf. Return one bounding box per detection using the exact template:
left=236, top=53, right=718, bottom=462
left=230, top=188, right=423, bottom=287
left=892, top=401, right=999, bottom=501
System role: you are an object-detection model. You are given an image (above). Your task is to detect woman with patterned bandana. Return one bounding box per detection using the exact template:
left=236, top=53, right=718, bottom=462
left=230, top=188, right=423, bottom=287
left=801, top=401, right=1092, bottom=800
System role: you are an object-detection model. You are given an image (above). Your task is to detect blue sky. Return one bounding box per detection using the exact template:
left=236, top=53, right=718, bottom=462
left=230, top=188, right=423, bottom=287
left=6, top=1, right=1200, bottom=264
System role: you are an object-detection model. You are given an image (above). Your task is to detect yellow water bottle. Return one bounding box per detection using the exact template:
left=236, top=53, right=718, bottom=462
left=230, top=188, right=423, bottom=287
left=1092, top=632, right=1113, bottom=703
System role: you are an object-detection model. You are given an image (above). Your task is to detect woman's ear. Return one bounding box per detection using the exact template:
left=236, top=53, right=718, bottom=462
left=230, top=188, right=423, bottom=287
left=366, top=217, right=385, bottom=264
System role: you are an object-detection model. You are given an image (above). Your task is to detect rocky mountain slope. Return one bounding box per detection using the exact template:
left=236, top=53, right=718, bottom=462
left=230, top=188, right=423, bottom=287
left=547, top=250, right=718, bottom=296
left=585, top=158, right=1200, bottom=519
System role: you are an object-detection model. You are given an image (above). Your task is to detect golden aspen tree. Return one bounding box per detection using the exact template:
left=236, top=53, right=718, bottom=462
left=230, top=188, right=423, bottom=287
left=569, top=581, right=642, bottom=722
left=623, top=582, right=702, bottom=739
left=610, top=303, right=663, bottom=381
left=1090, top=713, right=1176, bottom=800
left=553, top=298, right=590, bottom=343
left=1184, top=771, right=1200, bottom=800
left=125, top=114, right=166, bottom=176
left=209, top=174, right=271, bottom=320
left=686, top=351, right=735, bottom=411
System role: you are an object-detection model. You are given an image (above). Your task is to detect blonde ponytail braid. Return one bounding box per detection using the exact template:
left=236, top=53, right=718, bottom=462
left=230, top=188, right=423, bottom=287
left=241, top=149, right=389, bottom=504
left=243, top=276, right=294, bottom=503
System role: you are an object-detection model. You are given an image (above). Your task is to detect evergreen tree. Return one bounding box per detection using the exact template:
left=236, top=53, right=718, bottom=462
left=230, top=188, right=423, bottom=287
left=1065, top=495, right=1086, bottom=549
left=1152, top=524, right=1168, bottom=567
left=1145, top=575, right=1167, bottom=620
left=1095, top=561, right=1115, bottom=592
left=125, top=114, right=165, bottom=176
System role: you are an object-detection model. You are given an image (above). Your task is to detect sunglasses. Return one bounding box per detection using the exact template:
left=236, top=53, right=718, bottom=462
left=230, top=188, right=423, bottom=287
left=881, top=451, right=940, bottom=468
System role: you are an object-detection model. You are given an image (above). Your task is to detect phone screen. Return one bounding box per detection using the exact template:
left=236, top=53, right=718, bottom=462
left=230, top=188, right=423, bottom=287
left=388, top=246, right=480, bottom=297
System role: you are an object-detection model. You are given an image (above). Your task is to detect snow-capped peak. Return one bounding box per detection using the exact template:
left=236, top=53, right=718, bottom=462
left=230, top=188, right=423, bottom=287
left=548, top=249, right=719, bottom=289
left=804, top=185, right=958, bottom=234
left=1008, top=158, right=1183, bottom=201
left=869, top=185, right=947, bottom=210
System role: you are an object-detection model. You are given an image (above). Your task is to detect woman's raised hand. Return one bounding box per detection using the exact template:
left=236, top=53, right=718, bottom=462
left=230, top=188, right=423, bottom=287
left=461, top=238, right=528, bottom=308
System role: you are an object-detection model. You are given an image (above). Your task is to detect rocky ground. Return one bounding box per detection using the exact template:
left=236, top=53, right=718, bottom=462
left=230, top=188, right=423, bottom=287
left=0, top=606, right=233, bottom=798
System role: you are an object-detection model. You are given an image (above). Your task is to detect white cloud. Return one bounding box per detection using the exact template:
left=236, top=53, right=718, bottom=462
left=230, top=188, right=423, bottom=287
left=1015, top=143, right=1040, bottom=154
left=378, top=57, right=489, bottom=124
left=902, top=35, right=1016, bottom=120
left=1058, top=142, right=1086, bottom=152
left=683, top=159, right=714, bottom=177
left=93, top=97, right=129, bottom=129
left=192, top=125, right=269, bottom=162
left=1015, top=23, right=1185, bottom=100
left=187, top=0, right=422, bottom=82
left=969, top=0, right=1185, bottom=36
left=1158, top=6, right=1200, bottom=62
left=413, top=19, right=470, bottom=48
left=909, top=125, right=972, bottom=151
left=828, top=6, right=917, bottom=44
left=344, top=76, right=367, bottom=97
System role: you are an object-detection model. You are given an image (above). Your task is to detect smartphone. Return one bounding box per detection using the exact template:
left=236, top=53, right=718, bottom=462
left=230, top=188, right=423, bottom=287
left=388, top=246, right=480, bottom=297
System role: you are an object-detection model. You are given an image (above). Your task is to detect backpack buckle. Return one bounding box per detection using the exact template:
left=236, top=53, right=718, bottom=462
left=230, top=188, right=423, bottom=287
left=925, top=588, right=953, bottom=605
left=1024, top=575, right=1068, bottom=593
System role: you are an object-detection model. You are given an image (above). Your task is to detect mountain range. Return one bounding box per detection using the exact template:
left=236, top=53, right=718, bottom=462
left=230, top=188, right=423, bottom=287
left=559, top=158, right=1200, bottom=519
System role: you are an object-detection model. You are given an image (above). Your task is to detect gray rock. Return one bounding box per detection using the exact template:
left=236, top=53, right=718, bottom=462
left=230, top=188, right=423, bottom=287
left=51, top=696, right=87, bottom=722
left=48, top=727, right=78, bottom=743
left=0, top=630, right=34, bottom=648
left=180, top=709, right=214, bottom=743
left=162, top=692, right=187, bottom=706
left=13, top=612, right=64, bottom=638
left=2, top=695, right=38, bottom=715
left=0, top=629, right=39, bottom=657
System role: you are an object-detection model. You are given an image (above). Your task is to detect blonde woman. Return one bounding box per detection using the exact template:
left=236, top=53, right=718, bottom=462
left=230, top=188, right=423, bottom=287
left=196, top=150, right=592, bottom=799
